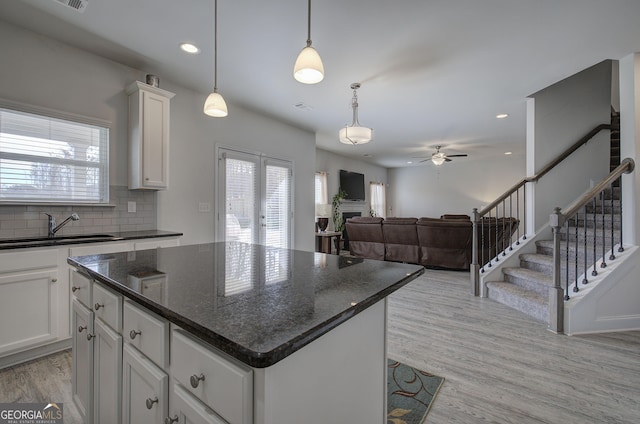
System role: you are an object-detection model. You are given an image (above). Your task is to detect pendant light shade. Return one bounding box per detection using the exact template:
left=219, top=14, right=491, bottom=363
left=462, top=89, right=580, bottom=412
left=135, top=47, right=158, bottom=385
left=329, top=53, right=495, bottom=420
left=204, top=0, right=228, bottom=117
left=204, top=89, right=228, bottom=117
left=339, top=83, right=373, bottom=145
left=294, top=0, right=324, bottom=84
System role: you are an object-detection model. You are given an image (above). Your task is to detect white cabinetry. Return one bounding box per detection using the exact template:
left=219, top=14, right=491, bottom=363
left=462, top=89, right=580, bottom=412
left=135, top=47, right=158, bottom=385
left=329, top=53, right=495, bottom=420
left=122, top=342, right=169, bottom=424
left=126, top=81, right=175, bottom=190
left=0, top=249, right=59, bottom=357
left=71, top=270, right=124, bottom=424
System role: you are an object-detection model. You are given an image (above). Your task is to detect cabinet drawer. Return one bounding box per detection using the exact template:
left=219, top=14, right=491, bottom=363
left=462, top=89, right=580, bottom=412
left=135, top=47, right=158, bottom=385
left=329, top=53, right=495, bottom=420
left=171, top=383, right=227, bottom=424
left=171, top=330, right=252, bottom=424
left=71, top=269, right=92, bottom=308
left=93, top=282, right=122, bottom=332
left=123, top=300, right=169, bottom=368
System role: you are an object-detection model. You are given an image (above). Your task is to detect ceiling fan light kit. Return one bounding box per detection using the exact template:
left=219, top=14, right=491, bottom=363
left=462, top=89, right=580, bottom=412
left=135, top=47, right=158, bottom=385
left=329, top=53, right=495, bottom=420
left=339, top=83, right=373, bottom=145
left=203, top=0, right=228, bottom=117
left=294, top=0, right=324, bottom=84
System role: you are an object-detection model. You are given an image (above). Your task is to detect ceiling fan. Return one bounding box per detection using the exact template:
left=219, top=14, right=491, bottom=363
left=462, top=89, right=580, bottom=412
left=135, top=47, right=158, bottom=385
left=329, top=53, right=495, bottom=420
left=418, top=145, right=468, bottom=165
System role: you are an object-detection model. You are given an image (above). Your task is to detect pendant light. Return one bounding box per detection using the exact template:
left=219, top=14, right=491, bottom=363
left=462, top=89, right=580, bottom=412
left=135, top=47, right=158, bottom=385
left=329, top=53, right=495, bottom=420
left=339, top=83, right=373, bottom=145
left=293, top=0, right=324, bottom=84
left=203, top=0, right=228, bottom=117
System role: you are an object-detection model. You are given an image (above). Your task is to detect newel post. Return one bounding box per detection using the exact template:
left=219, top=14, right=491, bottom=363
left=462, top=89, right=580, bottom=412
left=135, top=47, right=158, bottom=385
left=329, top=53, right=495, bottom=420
left=549, top=207, right=565, bottom=333
left=471, top=208, right=480, bottom=296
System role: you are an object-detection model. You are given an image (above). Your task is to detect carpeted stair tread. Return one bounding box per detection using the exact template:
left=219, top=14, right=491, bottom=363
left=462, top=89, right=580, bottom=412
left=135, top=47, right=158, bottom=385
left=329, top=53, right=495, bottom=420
left=520, top=253, right=553, bottom=275
left=503, top=266, right=553, bottom=287
left=486, top=281, right=547, bottom=323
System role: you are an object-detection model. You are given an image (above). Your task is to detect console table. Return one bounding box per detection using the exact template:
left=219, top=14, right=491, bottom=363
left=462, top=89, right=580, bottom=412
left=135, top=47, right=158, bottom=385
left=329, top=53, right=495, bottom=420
left=315, top=231, right=342, bottom=254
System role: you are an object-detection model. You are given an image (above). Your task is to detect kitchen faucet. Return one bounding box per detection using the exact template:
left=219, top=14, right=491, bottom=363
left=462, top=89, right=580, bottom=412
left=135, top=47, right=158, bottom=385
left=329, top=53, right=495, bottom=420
left=44, top=212, right=80, bottom=238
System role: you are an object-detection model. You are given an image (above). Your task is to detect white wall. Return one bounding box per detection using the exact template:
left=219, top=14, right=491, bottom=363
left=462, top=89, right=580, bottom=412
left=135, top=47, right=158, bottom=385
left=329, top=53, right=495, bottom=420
left=619, top=53, right=640, bottom=245
left=315, top=148, right=387, bottom=227
left=0, top=21, right=316, bottom=250
left=387, top=155, right=525, bottom=218
left=527, top=60, right=613, bottom=231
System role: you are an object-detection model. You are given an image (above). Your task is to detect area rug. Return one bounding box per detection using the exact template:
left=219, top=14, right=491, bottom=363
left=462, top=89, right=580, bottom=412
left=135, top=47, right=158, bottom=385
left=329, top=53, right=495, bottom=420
left=387, top=359, right=445, bottom=424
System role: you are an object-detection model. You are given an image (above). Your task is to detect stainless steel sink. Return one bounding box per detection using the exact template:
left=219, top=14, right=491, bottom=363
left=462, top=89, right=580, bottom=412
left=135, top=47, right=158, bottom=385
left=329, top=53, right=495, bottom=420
left=0, top=234, right=123, bottom=248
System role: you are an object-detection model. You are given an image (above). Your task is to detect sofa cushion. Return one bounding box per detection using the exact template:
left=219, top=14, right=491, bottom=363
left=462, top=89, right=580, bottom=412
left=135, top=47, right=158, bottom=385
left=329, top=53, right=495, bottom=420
left=382, top=218, right=419, bottom=263
left=416, top=218, right=472, bottom=270
left=345, top=217, right=385, bottom=260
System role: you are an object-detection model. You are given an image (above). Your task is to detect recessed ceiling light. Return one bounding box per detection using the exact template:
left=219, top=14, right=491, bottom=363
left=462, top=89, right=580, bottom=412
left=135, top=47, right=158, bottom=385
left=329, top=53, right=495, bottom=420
left=363, top=154, right=372, bottom=157
left=407, top=161, right=413, bottom=164
left=180, top=43, right=200, bottom=54
left=496, top=113, right=509, bottom=119
left=504, top=151, right=513, bottom=155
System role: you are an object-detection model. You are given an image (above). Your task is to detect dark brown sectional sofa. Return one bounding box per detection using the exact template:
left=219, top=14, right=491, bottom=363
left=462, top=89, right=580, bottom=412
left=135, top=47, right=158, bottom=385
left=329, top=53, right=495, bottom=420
left=345, top=215, right=519, bottom=270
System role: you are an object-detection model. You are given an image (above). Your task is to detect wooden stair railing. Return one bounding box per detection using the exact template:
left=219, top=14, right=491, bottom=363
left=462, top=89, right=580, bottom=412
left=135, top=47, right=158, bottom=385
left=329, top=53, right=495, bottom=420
left=470, top=123, right=613, bottom=296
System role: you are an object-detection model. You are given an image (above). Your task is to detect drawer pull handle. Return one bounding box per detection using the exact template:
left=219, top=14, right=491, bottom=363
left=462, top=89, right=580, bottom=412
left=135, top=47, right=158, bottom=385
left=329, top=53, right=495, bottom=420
left=94, top=302, right=104, bottom=311
left=129, top=330, right=141, bottom=340
left=72, top=286, right=80, bottom=292
left=86, top=333, right=95, bottom=341
left=145, top=397, right=158, bottom=410
left=51, top=278, right=58, bottom=283
left=78, top=325, right=87, bottom=333
left=190, top=373, right=205, bottom=388
left=164, top=416, right=179, bottom=424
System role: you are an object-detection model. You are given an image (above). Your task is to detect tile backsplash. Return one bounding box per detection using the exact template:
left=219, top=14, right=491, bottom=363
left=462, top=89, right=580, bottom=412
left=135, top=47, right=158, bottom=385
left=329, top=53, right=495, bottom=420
left=0, top=186, right=157, bottom=239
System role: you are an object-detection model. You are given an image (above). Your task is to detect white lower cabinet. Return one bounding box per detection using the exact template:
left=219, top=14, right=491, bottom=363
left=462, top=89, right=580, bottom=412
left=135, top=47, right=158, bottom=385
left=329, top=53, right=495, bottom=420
left=72, top=298, right=94, bottom=424
left=168, top=383, right=227, bottom=424
left=0, top=249, right=59, bottom=358
left=122, top=343, right=168, bottom=424
left=93, top=317, right=123, bottom=424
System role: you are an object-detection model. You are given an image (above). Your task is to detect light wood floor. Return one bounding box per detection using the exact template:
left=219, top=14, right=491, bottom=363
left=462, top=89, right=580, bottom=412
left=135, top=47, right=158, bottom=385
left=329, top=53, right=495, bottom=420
left=388, top=269, right=640, bottom=423
left=1, top=269, right=638, bottom=423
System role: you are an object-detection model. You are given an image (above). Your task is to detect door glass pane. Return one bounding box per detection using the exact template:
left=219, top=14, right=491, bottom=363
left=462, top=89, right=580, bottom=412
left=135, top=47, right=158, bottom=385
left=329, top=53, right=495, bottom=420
left=264, top=164, right=290, bottom=249
left=225, top=158, right=257, bottom=243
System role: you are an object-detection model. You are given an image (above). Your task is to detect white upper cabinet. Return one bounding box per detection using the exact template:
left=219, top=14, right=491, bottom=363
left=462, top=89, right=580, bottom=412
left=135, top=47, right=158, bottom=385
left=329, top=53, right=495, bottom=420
left=126, top=81, right=175, bottom=190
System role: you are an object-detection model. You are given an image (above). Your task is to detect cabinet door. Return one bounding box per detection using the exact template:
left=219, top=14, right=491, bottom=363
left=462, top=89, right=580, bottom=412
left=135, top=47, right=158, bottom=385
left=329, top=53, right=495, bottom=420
left=122, top=343, right=168, bottom=424
left=168, top=383, right=227, bottom=424
left=0, top=268, right=59, bottom=356
left=72, top=299, right=94, bottom=424
left=93, top=318, right=122, bottom=424
left=141, top=89, right=169, bottom=188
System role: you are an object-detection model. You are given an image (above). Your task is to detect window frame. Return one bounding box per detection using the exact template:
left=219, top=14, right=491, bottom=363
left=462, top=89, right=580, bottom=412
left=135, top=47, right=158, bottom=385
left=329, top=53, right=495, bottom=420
left=0, top=98, right=111, bottom=205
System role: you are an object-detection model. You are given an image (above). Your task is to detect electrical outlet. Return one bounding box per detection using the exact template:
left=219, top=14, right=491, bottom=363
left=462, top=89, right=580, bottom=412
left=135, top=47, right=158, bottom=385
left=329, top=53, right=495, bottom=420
left=128, top=201, right=136, bottom=213
left=198, top=202, right=211, bottom=213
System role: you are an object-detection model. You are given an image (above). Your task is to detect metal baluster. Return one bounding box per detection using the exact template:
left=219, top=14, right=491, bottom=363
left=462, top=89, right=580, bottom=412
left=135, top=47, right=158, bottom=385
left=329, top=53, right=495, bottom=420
left=481, top=215, right=486, bottom=272
left=516, top=188, right=521, bottom=245
left=509, top=194, right=513, bottom=251
left=565, top=220, right=570, bottom=300
left=609, top=183, right=616, bottom=261
left=601, top=190, right=607, bottom=268
left=495, top=209, right=499, bottom=262
left=591, top=196, right=598, bottom=277
left=573, top=214, right=579, bottom=293
left=500, top=199, right=507, bottom=256
left=582, top=204, right=588, bottom=285
left=618, top=175, right=624, bottom=253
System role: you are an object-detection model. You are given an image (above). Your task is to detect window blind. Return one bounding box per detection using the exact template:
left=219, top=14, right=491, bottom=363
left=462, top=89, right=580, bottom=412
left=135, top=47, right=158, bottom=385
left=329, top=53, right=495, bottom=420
left=0, top=107, right=109, bottom=203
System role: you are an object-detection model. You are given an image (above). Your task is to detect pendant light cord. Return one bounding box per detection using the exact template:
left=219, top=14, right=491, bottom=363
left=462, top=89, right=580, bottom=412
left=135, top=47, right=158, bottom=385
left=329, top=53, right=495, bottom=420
left=214, top=0, right=219, bottom=92
left=306, top=0, right=312, bottom=47
left=351, top=88, right=360, bottom=126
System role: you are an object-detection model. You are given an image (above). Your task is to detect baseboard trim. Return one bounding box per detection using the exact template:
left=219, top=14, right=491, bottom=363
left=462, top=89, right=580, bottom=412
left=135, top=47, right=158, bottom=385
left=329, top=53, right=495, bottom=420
left=0, top=338, right=71, bottom=370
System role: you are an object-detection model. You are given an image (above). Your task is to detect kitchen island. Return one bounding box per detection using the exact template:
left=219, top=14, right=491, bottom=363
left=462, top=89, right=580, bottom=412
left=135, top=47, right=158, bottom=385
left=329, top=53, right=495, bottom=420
left=68, top=242, right=424, bottom=424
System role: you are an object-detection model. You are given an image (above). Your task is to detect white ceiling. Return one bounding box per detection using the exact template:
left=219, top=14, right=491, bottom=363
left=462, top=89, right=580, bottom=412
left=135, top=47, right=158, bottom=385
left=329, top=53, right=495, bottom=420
left=1, top=0, right=640, bottom=168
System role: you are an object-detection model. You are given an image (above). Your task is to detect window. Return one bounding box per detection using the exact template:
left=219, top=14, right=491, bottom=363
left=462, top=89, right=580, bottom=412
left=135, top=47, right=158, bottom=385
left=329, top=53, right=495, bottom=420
left=315, top=172, right=327, bottom=204
left=0, top=103, right=109, bottom=203
left=370, top=181, right=386, bottom=218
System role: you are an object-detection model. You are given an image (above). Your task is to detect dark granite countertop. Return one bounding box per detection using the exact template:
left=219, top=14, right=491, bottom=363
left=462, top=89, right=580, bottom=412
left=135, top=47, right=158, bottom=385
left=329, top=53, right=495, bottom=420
left=68, top=242, right=424, bottom=368
left=0, top=229, right=182, bottom=250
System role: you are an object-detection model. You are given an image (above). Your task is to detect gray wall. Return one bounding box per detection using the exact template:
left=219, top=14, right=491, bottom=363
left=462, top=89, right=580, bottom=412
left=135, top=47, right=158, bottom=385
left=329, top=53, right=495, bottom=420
left=0, top=21, right=315, bottom=250
left=387, top=155, right=525, bottom=218
left=527, top=60, right=613, bottom=231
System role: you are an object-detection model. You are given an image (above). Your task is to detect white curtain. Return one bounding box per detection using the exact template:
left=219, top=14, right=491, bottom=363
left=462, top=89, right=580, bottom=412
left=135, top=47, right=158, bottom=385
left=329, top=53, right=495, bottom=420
left=315, top=172, right=328, bottom=204
left=370, top=182, right=386, bottom=218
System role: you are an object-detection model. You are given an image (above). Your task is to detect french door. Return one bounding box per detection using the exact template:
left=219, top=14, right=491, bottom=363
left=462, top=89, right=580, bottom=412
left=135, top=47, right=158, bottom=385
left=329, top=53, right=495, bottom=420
left=217, top=148, right=293, bottom=248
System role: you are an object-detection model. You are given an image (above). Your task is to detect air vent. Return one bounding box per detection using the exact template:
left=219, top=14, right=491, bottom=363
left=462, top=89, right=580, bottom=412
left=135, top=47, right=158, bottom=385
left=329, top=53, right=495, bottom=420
left=53, top=0, right=88, bottom=13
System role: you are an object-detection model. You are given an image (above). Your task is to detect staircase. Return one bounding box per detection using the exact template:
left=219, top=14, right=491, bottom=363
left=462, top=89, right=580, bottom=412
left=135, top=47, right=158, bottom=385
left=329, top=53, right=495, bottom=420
left=484, top=111, right=623, bottom=325
left=486, top=186, right=621, bottom=323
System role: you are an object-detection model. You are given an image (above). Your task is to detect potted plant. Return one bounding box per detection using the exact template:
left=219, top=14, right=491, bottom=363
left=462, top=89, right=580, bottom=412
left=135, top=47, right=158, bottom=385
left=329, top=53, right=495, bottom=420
left=332, top=188, right=347, bottom=232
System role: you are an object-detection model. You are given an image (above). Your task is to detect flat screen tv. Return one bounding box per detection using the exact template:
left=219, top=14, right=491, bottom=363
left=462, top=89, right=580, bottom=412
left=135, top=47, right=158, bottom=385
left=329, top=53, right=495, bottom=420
left=339, top=170, right=365, bottom=201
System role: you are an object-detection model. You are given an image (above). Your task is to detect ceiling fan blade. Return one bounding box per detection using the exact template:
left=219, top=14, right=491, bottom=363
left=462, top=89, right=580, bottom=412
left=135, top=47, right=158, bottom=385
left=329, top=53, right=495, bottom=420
left=444, top=157, right=452, bottom=162
left=419, top=158, right=431, bottom=163
left=446, top=154, right=468, bottom=157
